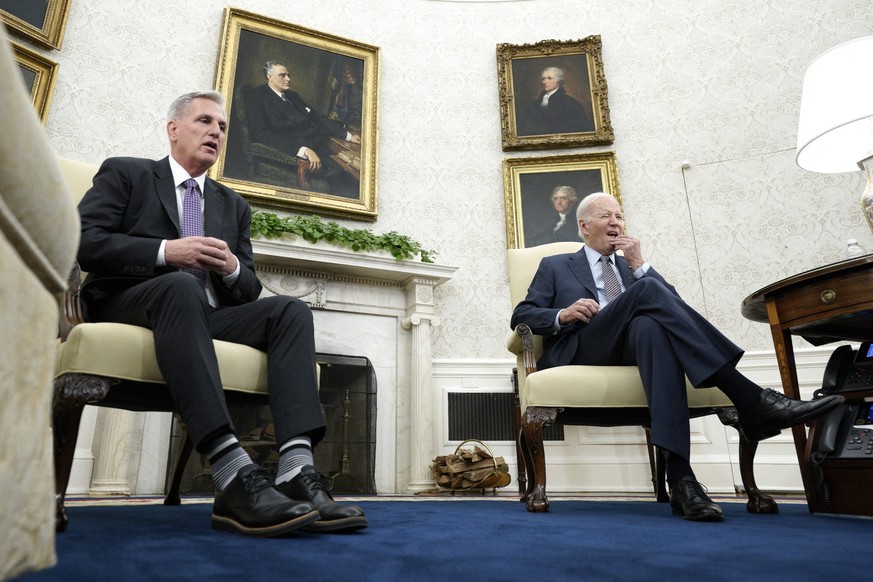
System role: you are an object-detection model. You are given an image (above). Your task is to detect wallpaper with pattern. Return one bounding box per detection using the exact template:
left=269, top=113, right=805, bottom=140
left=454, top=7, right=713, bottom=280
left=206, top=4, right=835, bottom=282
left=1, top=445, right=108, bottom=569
left=43, top=0, right=873, bottom=359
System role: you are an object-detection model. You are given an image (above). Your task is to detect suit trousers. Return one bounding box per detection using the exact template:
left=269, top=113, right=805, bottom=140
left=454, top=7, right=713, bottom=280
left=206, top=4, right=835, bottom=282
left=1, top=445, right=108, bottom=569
left=86, top=272, right=325, bottom=452
left=569, top=277, right=742, bottom=458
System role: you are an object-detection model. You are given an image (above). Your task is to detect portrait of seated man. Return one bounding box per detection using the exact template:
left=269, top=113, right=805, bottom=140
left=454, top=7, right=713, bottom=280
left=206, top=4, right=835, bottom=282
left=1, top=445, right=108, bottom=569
left=248, top=59, right=361, bottom=198
left=516, top=66, right=594, bottom=137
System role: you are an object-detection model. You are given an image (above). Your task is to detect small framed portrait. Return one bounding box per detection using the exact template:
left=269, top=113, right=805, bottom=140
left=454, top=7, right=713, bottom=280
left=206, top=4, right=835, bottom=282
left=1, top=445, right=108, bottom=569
left=503, top=152, right=621, bottom=249
left=12, top=41, right=58, bottom=124
left=0, top=0, right=73, bottom=50
left=211, top=8, right=380, bottom=221
left=496, top=36, right=614, bottom=151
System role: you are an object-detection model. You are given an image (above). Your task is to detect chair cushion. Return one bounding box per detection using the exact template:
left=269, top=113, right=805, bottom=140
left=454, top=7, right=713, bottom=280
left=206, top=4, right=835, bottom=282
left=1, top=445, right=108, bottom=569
left=524, top=365, right=733, bottom=409
left=55, top=322, right=268, bottom=395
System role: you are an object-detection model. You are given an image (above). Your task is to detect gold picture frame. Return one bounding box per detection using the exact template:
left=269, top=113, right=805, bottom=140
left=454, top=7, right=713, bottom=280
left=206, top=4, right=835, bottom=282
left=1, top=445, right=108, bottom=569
left=503, top=152, right=621, bottom=249
left=497, top=36, right=614, bottom=151
left=0, top=0, right=73, bottom=50
left=12, top=41, right=58, bottom=124
left=211, top=8, right=380, bottom=221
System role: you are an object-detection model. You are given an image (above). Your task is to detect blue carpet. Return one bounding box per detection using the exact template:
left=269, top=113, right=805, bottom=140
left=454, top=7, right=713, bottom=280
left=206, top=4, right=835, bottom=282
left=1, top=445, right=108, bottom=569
left=22, top=498, right=870, bottom=581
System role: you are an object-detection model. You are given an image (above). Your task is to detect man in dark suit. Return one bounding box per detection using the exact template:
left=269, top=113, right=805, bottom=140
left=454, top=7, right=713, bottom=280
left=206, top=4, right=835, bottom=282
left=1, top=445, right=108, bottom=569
left=511, top=192, right=843, bottom=521
left=248, top=60, right=360, bottom=197
left=77, top=91, right=367, bottom=536
left=517, top=66, right=594, bottom=136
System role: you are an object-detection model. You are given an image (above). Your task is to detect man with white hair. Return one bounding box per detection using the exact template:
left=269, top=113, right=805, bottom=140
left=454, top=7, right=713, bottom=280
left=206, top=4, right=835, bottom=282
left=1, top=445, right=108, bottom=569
left=511, top=192, right=843, bottom=522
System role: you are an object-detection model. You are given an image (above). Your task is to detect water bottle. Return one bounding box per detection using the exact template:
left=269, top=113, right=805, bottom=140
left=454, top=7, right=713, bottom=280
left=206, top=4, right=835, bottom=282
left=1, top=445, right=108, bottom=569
left=845, top=239, right=866, bottom=259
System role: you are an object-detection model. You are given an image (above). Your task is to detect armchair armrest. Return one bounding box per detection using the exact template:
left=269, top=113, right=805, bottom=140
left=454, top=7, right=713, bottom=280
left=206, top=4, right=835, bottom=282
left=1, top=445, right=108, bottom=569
left=59, top=262, right=84, bottom=340
left=508, top=324, right=539, bottom=376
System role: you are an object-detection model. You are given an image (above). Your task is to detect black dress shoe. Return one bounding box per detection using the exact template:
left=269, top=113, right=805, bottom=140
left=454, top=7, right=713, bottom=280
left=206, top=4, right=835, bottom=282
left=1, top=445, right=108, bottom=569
left=212, top=464, right=319, bottom=537
left=738, top=389, right=845, bottom=442
left=670, top=476, right=724, bottom=522
left=276, top=465, right=368, bottom=532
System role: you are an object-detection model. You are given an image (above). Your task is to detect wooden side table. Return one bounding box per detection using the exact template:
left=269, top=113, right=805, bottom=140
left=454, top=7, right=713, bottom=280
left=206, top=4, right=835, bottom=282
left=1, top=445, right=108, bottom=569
left=742, top=254, right=873, bottom=515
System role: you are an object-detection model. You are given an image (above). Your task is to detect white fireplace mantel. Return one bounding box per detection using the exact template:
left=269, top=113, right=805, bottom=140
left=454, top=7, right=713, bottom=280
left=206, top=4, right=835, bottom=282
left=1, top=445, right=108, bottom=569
left=253, top=235, right=458, bottom=493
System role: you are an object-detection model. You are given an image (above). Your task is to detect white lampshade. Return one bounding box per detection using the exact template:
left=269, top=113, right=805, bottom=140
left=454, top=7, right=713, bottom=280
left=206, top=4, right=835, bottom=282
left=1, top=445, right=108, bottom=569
left=796, top=36, right=873, bottom=173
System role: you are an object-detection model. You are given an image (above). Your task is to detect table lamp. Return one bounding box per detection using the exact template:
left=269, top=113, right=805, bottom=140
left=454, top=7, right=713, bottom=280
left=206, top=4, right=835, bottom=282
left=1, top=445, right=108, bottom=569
left=796, top=36, right=873, bottom=235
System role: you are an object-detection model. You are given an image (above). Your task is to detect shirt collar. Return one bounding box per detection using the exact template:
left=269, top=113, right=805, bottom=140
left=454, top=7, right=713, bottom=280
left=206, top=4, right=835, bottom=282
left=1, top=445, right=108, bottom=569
left=168, top=155, right=206, bottom=196
left=583, top=244, right=613, bottom=267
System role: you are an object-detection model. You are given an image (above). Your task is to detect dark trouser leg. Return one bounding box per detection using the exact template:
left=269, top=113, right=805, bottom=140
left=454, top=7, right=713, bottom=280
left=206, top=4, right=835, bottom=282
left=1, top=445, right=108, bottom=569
left=208, top=295, right=326, bottom=447
left=86, top=273, right=233, bottom=450
left=574, top=277, right=744, bottom=386
left=624, top=315, right=692, bottom=460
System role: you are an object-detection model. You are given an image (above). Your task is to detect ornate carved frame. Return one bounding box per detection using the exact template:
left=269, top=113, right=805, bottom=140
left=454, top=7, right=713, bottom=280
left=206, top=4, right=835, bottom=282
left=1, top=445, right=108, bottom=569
left=211, top=8, right=380, bottom=221
left=12, top=41, right=58, bottom=124
left=0, top=0, right=73, bottom=50
left=502, top=151, right=621, bottom=249
left=496, top=35, right=614, bottom=151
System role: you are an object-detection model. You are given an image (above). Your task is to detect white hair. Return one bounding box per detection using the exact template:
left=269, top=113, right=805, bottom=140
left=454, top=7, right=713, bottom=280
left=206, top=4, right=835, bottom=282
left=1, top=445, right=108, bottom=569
left=576, top=192, right=616, bottom=239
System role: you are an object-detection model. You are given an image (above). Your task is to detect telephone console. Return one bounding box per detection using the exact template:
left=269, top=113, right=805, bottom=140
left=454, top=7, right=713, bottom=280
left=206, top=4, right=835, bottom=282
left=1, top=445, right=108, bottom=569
left=816, top=403, right=873, bottom=459
left=814, top=341, right=873, bottom=459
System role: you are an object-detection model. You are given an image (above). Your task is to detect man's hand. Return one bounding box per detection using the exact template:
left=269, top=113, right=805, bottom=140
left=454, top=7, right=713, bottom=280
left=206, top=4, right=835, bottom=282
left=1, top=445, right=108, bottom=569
left=302, top=147, right=322, bottom=171
left=559, top=298, right=601, bottom=325
left=610, top=234, right=645, bottom=271
left=165, top=236, right=238, bottom=277
left=349, top=134, right=361, bottom=144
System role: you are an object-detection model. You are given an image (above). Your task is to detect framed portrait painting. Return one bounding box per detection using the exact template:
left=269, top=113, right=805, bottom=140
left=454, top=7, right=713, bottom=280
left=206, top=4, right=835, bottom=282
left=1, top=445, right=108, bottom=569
left=0, top=0, right=72, bottom=50
left=497, top=36, right=614, bottom=151
left=12, top=41, right=58, bottom=124
left=211, top=8, right=380, bottom=221
left=503, top=152, right=621, bottom=249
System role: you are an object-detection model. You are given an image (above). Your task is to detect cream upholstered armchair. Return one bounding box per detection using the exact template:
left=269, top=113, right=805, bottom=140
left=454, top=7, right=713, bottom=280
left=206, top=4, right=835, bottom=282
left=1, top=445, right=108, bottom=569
left=52, top=158, right=276, bottom=532
left=0, top=26, right=80, bottom=579
left=506, top=242, right=777, bottom=514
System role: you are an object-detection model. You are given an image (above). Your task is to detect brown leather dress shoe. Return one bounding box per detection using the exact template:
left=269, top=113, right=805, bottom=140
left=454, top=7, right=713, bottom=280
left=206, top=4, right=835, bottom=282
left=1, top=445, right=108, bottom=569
left=276, top=465, right=368, bottom=532
left=212, top=464, right=319, bottom=537
left=739, top=389, right=845, bottom=442
left=670, top=476, right=724, bottom=522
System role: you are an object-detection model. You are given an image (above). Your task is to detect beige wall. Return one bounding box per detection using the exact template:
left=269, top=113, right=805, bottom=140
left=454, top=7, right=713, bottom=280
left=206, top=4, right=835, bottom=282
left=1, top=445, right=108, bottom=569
left=37, top=0, right=873, bottom=362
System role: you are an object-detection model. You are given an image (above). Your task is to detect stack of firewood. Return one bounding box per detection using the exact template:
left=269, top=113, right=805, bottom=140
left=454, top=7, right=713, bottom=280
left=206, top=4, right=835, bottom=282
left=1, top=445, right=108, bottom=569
left=431, top=441, right=511, bottom=491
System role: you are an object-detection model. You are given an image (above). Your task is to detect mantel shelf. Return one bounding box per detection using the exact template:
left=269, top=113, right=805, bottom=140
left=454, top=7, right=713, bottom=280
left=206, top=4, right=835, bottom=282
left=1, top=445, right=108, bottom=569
left=252, top=236, right=457, bottom=286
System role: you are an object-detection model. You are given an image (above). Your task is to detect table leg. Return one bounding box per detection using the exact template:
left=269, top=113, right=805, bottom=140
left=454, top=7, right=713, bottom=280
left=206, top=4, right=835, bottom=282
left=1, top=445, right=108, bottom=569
left=766, top=301, right=817, bottom=508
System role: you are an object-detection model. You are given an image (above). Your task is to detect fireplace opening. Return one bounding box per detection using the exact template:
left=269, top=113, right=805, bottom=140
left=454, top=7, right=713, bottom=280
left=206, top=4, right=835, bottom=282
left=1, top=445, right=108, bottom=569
left=165, top=353, right=377, bottom=495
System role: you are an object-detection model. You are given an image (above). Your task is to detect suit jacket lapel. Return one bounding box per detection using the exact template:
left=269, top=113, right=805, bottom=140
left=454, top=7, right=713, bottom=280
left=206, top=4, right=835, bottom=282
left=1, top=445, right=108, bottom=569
left=568, top=247, right=598, bottom=299
left=154, top=157, right=181, bottom=234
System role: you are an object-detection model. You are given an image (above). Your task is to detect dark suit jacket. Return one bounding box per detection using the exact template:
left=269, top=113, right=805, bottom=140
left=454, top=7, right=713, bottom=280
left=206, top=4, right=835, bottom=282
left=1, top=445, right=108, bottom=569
left=77, top=156, right=261, bottom=309
left=510, top=248, right=678, bottom=370
left=248, top=84, right=347, bottom=155
left=517, top=86, right=594, bottom=136
left=528, top=205, right=580, bottom=246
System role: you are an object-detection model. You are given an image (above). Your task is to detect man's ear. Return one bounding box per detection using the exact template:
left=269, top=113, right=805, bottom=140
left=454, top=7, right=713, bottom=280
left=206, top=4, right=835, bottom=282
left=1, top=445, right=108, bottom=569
left=166, top=120, right=178, bottom=143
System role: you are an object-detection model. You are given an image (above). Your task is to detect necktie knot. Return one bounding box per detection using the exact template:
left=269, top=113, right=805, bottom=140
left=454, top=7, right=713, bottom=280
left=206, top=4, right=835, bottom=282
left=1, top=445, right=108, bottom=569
left=601, top=255, right=622, bottom=302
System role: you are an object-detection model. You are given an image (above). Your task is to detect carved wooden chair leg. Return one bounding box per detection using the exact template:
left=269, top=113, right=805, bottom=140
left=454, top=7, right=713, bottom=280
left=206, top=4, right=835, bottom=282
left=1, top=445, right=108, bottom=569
left=522, top=406, right=559, bottom=513
left=715, top=407, right=778, bottom=514
left=643, top=427, right=668, bottom=502
left=52, top=373, right=112, bottom=532
left=164, top=423, right=193, bottom=506
left=518, top=426, right=535, bottom=502
left=737, top=434, right=778, bottom=513
left=511, top=369, right=527, bottom=497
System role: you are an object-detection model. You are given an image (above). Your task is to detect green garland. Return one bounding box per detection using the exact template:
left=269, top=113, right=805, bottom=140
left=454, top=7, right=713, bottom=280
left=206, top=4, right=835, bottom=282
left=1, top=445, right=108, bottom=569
left=250, top=209, right=437, bottom=263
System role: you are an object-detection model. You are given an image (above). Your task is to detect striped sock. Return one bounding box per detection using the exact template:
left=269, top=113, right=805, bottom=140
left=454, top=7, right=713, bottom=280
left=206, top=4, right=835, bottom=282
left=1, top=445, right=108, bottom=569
left=206, top=435, right=254, bottom=491
left=274, top=435, right=314, bottom=485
